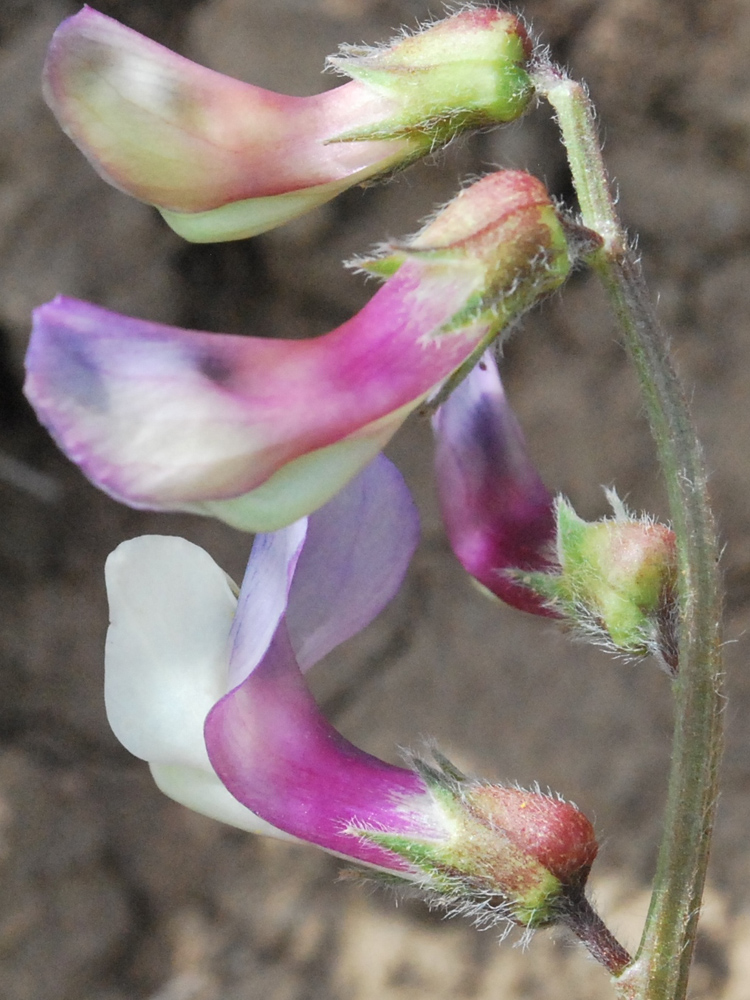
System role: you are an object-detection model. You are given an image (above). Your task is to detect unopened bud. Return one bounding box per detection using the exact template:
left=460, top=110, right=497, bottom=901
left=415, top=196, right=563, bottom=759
left=515, top=493, right=679, bottom=670
left=432, top=350, right=557, bottom=615
left=356, top=753, right=598, bottom=931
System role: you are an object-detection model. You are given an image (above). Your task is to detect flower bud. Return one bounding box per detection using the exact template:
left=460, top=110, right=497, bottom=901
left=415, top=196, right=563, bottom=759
left=432, top=350, right=557, bottom=615
left=357, top=755, right=598, bottom=930
left=515, top=494, right=679, bottom=670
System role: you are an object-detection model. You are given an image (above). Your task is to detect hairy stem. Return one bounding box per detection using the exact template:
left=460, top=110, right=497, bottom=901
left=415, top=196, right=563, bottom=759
left=532, top=64, right=724, bottom=1000
left=562, top=889, right=632, bottom=976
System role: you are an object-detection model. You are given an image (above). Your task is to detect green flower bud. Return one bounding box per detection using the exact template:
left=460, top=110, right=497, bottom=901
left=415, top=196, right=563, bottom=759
left=352, top=169, right=572, bottom=397
left=515, top=492, right=679, bottom=670
left=327, top=8, right=534, bottom=146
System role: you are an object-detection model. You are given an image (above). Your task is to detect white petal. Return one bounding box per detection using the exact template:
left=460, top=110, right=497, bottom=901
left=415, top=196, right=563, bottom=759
left=150, top=763, right=300, bottom=841
left=104, top=535, right=237, bottom=768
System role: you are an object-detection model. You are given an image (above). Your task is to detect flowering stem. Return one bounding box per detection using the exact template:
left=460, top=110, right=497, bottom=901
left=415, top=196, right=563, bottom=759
left=561, top=889, right=632, bottom=976
left=531, top=64, right=724, bottom=1000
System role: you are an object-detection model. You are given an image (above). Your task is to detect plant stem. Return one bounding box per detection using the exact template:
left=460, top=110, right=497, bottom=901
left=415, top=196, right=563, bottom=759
left=531, top=64, right=724, bottom=1000
left=562, top=889, right=632, bottom=976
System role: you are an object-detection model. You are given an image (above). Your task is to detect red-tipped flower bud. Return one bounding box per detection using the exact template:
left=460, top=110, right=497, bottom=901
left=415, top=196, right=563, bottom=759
left=432, top=350, right=557, bottom=615
left=358, top=754, right=598, bottom=931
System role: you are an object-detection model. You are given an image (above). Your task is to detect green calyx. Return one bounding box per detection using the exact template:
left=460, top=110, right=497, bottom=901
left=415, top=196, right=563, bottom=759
left=357, top=172, right=571, bottom=343
left=352, top=176, right=572, bottom=404
left=437, top=202, right=571, bottom=332
left=350, top=753, right=596, bottom=930
left=515, top=494, right=679, bottom=667
left=327, top=11, right=534, bottom=146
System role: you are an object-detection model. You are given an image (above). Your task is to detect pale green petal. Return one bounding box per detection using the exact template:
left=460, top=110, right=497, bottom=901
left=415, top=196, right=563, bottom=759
left=188, top=401, right=417, bottom=532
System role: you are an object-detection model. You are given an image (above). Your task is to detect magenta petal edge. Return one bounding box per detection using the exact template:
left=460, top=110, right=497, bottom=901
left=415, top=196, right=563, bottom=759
left=433, top=351, right=559, bottom=615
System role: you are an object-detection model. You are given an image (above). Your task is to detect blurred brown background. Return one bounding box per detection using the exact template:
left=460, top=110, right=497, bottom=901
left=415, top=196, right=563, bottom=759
left=1, top=1, right=749, bottom=997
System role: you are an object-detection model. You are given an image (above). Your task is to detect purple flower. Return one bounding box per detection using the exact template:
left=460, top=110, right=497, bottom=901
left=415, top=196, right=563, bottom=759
left=432, top=350, right=559, bottom=614
left=105, top=455, right=439, bottom=867
left=25, top=171, right=572, bottom=532
left=105, top=454, right=599, bottom=921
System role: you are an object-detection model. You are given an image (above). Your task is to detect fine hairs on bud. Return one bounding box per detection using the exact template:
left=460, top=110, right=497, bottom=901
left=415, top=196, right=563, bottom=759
left=510, top=488, right=679, bottom=672
left=561, top=490, right=679, bottom=672
left=339, top=748, right=520, bottom=939
left=341, top=746, right=599, bottom=942
left=325, top=2, right=520, bottom=74
left=324, top=6, right=535, bottom=147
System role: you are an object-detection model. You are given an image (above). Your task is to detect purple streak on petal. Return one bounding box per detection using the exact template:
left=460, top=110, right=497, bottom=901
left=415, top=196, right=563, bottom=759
left=24, top=266, right=488, bottom=508
left=225, top=454, right=418, bottom=688
left=29, top=314, right=108, bottom=412
left=287, top=454, right=419, bottom=670
left=225, top=520, right=307, bottom=690
left=432, top=352, right=558, bottom=615
left=206, top=621, right=444, bottom=870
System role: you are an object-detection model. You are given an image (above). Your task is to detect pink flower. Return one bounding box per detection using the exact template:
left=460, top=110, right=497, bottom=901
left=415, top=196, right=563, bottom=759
left=104, top=456, right=427, bottom=854
left=44, top=6, right=534, bottom=241
left=105, top=456, right=598, bottom=926
left=25, top=171, right=572, bottom=532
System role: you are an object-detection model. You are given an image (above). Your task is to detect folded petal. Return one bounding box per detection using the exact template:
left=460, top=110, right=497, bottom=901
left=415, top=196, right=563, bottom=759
left=43, top=9, right=417, bottom=213
left=206, top=621, right=448, bottom=871
left=195, top=414, right=408, bottom=532
left=432, top=352, right=558, bottom=614
left=285, top=453, right=419, bottom=671
left=25, top=277, right=483, bottom=529
left=226, top=453, right=418, bottom=686
left=25, top=172, right=572, bottom=532
left=208, top=471, right=438, bottom=866
left=43, top=8, right=533, bottom=240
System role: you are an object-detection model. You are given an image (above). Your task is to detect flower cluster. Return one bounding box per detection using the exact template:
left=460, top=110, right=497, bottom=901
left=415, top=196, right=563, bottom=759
left=106, top=455, right=597, bottom=927
left=25, top=4, right=678, bottom=942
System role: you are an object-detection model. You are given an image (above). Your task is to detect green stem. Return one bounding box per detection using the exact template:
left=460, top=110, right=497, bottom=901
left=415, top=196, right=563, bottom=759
left=531, top=64, right=724, bottom=1000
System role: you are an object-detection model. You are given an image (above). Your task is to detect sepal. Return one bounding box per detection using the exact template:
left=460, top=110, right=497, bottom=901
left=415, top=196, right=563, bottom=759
left=515, top=493, right=679, bottom=670
left=354, top=752, right=598, bottom=931
left=327, top=9, right=533, bottom=144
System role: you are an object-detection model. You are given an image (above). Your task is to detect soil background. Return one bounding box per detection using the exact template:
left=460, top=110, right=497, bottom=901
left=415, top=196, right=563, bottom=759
left=1, top=1, right=749, bottom=998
